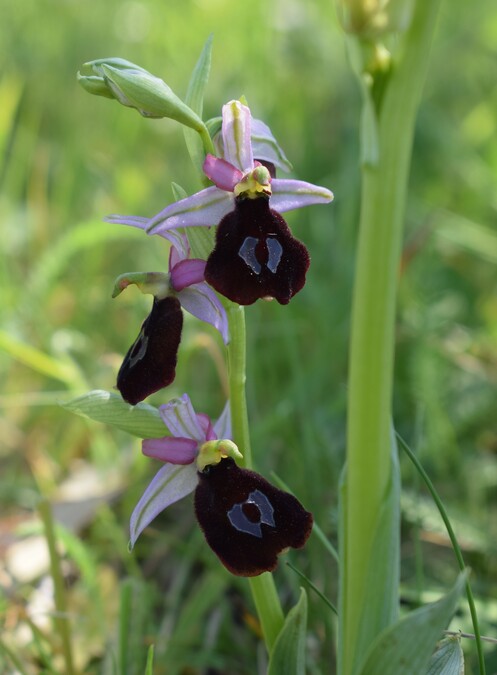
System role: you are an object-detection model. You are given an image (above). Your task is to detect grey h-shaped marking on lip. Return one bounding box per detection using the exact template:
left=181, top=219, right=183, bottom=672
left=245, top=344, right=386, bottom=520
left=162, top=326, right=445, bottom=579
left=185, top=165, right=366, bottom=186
left=266, top=238, right=283, bottom=273
left=238, top=237, right=283, bottom=275
left=227, top=489, right=276, bottom=538
left=238, top=236, right=261, bottom=274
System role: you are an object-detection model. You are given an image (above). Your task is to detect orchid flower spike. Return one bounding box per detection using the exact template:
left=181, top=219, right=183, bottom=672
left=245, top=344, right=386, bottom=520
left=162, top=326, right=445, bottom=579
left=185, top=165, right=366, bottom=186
left=109, top=100, right=333, bottom=305
left=131, top=394, right=313, bottom=576
left=114, top=234, right=228, bottom=405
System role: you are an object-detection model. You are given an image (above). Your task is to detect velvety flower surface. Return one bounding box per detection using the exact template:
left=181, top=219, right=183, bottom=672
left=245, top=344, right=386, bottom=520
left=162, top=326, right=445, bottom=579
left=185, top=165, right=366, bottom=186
left=117, top=296, right=182, bottom=405
left=130, top=394, right=313, bottom=576
left=115, top=238, right=228, bottom=405
left=195, top=457, right=313, bottom=577
left=204, top=196, right=310, bottom=305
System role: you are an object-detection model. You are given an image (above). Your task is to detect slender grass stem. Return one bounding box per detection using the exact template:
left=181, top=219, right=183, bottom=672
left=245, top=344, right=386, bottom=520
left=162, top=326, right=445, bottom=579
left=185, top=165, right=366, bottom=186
left=38, top=500, right=75, bottom=675
left=397, top=433, right=486, bottom=675
left=226, top=303, right=284, bottom=651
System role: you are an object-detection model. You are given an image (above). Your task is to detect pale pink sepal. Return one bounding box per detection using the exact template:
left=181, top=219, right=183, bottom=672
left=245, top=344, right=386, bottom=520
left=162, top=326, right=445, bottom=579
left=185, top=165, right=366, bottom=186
left=146, top=187, right=233, bottom=234
left=178, top=283, right=229, bottom=344
left=159, top=393, right=205, bottom=441
left=170, top=259, right=207, bottom=292
left=196, top=412, right=217, bottom=441
left=105, top=214, right=190, bottom=257
left=129, top=463, right=198, bottom=547
left=250, top=118, right=293, bottom=173
left=270, top=179, right=334, bottom=213
left=203, top=154, right=242, bottom=192
left=104, top=214, right=188, bottom=257
left=222, top=100, right=253, bottom=172
left=142, top=436, right=198, bottom=464
left=213, top=400, right=231, bottom=440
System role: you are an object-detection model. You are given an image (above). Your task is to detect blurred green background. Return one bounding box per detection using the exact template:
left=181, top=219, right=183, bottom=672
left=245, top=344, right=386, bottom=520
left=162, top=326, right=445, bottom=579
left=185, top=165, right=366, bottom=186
left=1, top=0, right=497, bottom=672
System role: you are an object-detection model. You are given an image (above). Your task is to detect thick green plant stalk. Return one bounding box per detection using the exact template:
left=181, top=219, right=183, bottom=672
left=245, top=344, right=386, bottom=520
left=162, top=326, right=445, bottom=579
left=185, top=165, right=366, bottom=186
left=339, top=3, right=442, bottom=674
left=226, top=304, right=285, bottom=651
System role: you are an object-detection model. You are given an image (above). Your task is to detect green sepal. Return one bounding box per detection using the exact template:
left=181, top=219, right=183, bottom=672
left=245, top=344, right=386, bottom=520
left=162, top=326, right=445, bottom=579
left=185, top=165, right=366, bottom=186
left=356, top=572, right=467, bottom=675
left=77, top=73, right=115, bottom=99
left=268, top=588, right=308, bottom=675
left=111, top=271, right=170, bottom=299
left=61, top=390, right=167, bottom=439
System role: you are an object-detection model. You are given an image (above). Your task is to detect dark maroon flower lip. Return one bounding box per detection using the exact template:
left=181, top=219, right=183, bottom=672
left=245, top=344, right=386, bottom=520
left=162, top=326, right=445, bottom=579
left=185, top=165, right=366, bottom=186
left=194, top=457, right=313, bottom=577
left=117, top=295, right=183, bottom=405
left=204, top=197, right=310, bottom=306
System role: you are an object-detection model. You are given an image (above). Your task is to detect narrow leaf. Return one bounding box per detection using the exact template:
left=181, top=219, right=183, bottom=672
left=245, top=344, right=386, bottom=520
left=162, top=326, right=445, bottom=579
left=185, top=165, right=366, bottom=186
left=268, top=588, right=308, bottom=675
left=144, top=645, right=155, bottom=675
left=0, top=330, right=81, bottom=386
left=184, top=35, right=213, bottom=180
left=357, top=572, right=467, bottom=675
left=426, top=635, right=464, bottom=675
left=61, top=389, right=166, bottom=438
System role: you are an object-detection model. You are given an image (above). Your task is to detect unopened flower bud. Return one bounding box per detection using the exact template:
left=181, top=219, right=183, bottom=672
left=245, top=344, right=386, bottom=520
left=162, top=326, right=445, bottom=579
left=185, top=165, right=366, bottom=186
left=78, top=58, right=204, bottom=131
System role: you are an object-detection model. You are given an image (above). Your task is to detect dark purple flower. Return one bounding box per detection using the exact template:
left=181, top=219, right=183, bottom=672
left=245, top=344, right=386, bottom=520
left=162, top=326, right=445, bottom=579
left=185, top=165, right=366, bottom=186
left=204, top=196, right=310, bottom=305
left=195, top=457, right=313, bottom=576
left=114, top=239, right=229, bottom=405
left=130, top=395, right=313, bottom=576
left=108, top=100, right=333, bottom=305
left=117, top=295, right=182, bottom=406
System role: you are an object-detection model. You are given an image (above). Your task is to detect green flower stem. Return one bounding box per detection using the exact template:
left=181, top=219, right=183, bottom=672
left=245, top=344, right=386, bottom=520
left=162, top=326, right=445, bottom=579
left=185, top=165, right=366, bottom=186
left=226, top=304, right=285, bottom=651
left=340, top=3, right=442, bottom=674
left=227, top=304, right=252, bottom=470
left=198, top=124, right=215, bottom=157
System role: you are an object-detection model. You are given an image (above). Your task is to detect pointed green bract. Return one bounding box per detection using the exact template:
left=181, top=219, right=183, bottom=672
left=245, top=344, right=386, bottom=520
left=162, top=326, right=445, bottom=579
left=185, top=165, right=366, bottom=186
left=184, top=35, right=214, bottom=180
left=356, top=572, right=467, bottom=675
left=61, top=390, right=166, bottom=439
left=426, top=635, right=464, bottom=675
left=268, top=589, right=308, bottom=675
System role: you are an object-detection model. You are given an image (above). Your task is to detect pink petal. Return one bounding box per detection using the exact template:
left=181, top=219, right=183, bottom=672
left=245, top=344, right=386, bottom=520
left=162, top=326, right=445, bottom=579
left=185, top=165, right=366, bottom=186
left=159, top=393, right=205, bottom=441
left=203, top=154, right=242, bottom=191
left=170, top=259, right=207, bottom=291
left=129, top=463, right=198, bottom=547
left=270, top=179, right=334, bottom=213
left=222, top=100, right=254, bottom=172
left=177, top=282, right=229, bottom=344
left=196, top=413, right=217, bottom=441
left=147, top=187, right=233, bottom=234
left=142, top=436, right=198, bottom=464
left=213, top=400, right=231, bottom=440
